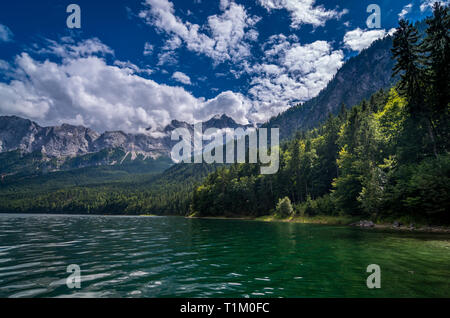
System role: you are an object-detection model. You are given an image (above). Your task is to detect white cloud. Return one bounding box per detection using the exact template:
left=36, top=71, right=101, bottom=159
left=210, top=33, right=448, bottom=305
left=113, top=60, right=153, bottom=75
left=244, top=35, right=344, bottom=121
left=157, top=50, right=178, bottom=66
left=343, top=28, right=390, bottom=52
left=198, top=91, right=253, bottom=125
left=143, top=42, right=154, bottom=56
left=172, top=71, right=191, bottom=85
left=399, top=3, right=413, bottom=19
left=37, top=37, right=114, bottom=58
left=139, top=0, right=260, bottom=65
left=258, top=0, right=348, bottom=29
left=0, top=24, right=13, bottom=42
left=0, top=38, right=255, bottom=133
left=157, top=36, right=181, bottom=65
left=0, top=59, right=10, bottom=70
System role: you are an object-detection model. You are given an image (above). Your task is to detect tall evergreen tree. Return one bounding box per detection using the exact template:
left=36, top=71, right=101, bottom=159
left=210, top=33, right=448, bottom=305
left=422, top=2, right=450, bottom=151
left=392, top=19, right=425, bottom=114
left=392, top=19, right=438, bottom=158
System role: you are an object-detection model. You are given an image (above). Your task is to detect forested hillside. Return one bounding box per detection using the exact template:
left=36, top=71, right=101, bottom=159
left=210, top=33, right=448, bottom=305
left=0, top=162, right=217, bottom=215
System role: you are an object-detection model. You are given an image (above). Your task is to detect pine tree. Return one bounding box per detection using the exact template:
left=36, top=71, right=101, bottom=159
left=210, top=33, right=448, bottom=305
left=276, top=197, right=294, bottom=217
left=422, top=3, right=450, bottom=151
left=289, top=139, right=301, bottom=202
left=338, top=102, right=347, bottom=121
left=423, top=3, right=450, bottom=111
left=392, top=19, right=425, bottom=116
left=392, top=19, right=438, bottom=158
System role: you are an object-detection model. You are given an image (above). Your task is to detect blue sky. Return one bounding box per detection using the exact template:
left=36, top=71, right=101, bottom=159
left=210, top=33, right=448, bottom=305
left=0, top=0, right=443, bottom=134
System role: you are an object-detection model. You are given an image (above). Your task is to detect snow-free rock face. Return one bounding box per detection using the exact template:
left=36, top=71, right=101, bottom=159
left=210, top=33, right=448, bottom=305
left=0, top=114, right=250, bottom=158
left=0, top=116, right=42, bottom=153
left=37, top=124, right=100, bottom=157
left=0, top=116, right=101, bottom=157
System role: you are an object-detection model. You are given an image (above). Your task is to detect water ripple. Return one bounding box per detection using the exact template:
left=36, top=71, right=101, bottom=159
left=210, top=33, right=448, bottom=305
left=0, top=214, right=449, bottom=298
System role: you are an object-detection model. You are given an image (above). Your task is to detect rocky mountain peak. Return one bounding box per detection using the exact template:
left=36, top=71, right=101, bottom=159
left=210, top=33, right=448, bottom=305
left=0, top=113, right=252, bottom=171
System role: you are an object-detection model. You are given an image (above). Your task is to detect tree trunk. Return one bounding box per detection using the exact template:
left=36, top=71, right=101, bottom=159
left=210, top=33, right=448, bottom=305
left=427, top=118, right=438, bottom=158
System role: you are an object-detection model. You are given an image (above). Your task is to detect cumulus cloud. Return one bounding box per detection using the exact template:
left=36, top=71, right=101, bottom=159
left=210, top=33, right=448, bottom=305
left=244, top=34, right=344, bottom=119
left=0, top=38, right=255, bottom=133
left=258, top=0, right=348, bottom=28
left=133, top=0, right=349, bottom=123
left=139, top=0, right=260, bottom=65
left=198, top=91, right=253, bottom=124
left=343, top=28, right=392, bottom=52
left=0, top=24, right=13, bottom=42
left=172, top=71, right=191, bottom=85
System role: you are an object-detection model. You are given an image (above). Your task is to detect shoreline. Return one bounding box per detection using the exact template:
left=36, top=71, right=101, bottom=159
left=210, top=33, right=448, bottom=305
left=187, top=214, right=450, bottom=234
left=1, top=212, right=448, bottom=234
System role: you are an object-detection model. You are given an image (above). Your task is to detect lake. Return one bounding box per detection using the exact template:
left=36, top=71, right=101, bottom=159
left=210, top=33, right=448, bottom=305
left=0, top=214, right=449, bottom=298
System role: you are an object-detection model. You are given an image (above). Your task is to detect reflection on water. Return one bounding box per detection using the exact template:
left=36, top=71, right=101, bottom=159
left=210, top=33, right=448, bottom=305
left=0, top=214, right=449, bottom=298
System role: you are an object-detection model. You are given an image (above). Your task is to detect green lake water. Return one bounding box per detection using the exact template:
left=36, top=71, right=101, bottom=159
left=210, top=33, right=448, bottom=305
left=0, top=214, right=449, bottom=298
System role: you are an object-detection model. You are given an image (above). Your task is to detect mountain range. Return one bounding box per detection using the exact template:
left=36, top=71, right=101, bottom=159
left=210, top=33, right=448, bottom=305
left=1, top=34, right=397, bottom=176
left=0, top=114, right=251, bottom=176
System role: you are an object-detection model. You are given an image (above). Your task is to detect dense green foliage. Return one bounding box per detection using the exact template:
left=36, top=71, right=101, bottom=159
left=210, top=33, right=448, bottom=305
left=192, top=6, right=450, bottom=224
left=275, top=197, right=294, bottom=217
left=0, top=162, right=217, bottom=215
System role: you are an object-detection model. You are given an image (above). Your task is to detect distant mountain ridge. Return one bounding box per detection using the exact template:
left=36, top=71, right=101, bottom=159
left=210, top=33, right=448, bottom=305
left=0, top=116, right=165, bottom=159
left=0, top=114, right=251, bottom=175
left=0, top=114, right=251, bottom=156
left=265, top=35, right=398, bottom=139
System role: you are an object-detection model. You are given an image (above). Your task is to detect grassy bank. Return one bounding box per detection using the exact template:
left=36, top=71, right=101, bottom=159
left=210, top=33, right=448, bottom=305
left=187, top=212, right=357, bottom=225
left=254, top=215, right=357, bottom=225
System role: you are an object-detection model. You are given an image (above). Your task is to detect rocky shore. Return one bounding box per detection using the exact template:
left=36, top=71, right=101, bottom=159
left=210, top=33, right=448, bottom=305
left=350, top=220, right=450, bottom=233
